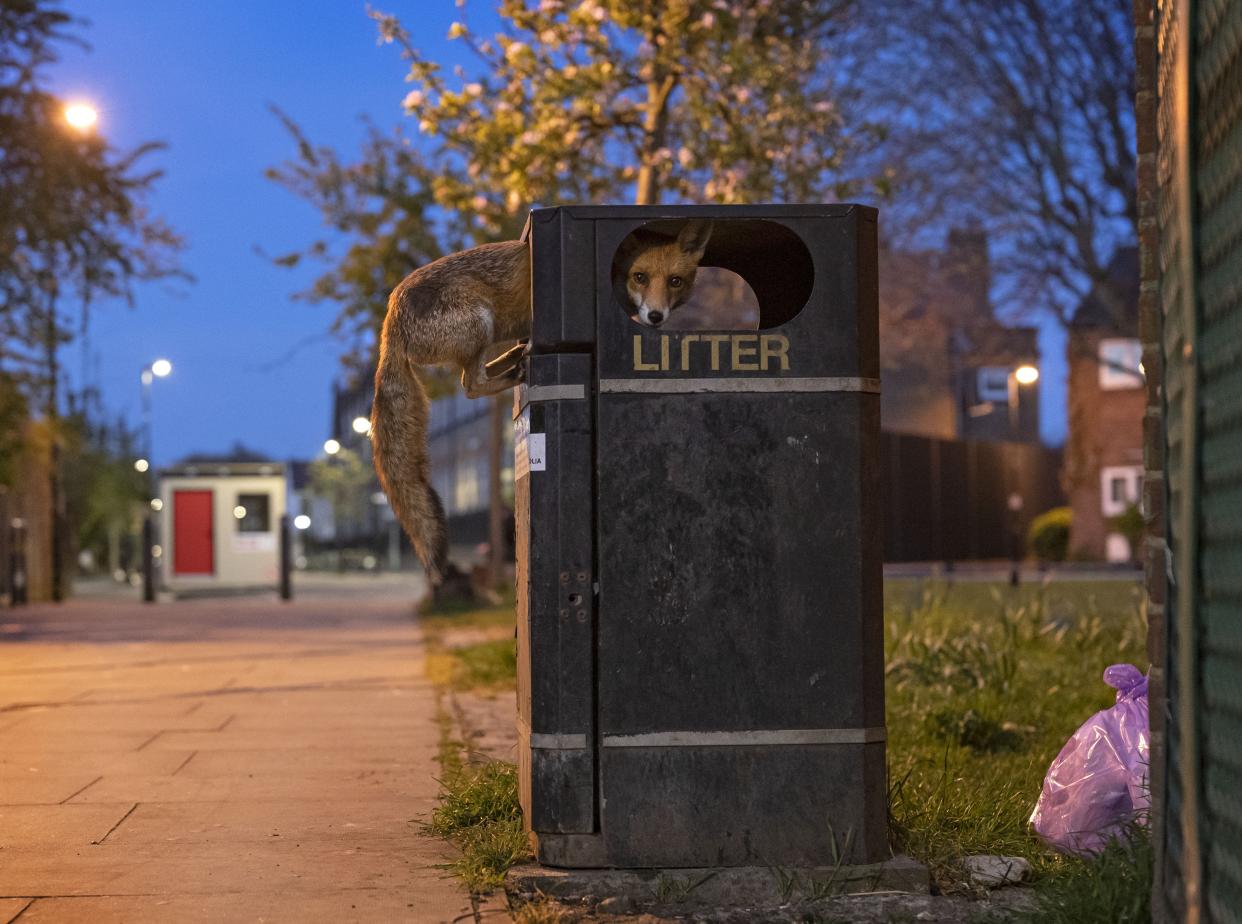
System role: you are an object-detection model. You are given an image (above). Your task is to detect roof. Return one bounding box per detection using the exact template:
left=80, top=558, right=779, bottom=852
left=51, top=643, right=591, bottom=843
left=160, top=462, right=286, bottom=479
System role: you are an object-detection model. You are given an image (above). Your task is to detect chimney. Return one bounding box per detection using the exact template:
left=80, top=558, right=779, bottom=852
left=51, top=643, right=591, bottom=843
left=943, top=227, right=991, bottom=319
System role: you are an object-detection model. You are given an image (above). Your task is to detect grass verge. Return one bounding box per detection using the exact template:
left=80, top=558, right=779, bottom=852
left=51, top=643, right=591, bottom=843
left=885, top=578, right=1148, bottom=902
left=421, top=590, right=529, bottom=893
left=982, top=828, right=1152, bottom=924
left=421, top=577, right=1152, bottom=915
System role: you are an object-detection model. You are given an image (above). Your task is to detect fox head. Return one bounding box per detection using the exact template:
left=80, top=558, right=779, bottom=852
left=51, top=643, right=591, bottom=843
left=615, top=220, right=713, bottom=327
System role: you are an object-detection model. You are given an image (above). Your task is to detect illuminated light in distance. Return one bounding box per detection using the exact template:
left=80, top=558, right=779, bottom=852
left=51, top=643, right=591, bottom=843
left=323, top=439, right=340, bottom=455
left=293, top=515, right=311, bottom=530
left=352, top=416, right=372, bottom=435
left=151, top=359, right=172, bottom=377
left=1014, top=365, right=1040, bottom=386
left=233, top=506, right=247, bottom=519
left=150, top=498, right=164, bottom=511
left=134, top=459, right=150, bottom=473
left=64, top=102, right=98, bottom=130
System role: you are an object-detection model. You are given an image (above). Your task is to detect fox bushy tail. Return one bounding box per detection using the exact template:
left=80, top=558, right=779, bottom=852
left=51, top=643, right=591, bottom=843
left=370, top=349, right=449, bottom=586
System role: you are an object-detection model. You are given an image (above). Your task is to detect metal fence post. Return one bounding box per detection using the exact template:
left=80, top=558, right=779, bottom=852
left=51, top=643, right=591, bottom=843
left=142, top=516, right=155, bottom=603
left=279, top=513, right=292, bottom=601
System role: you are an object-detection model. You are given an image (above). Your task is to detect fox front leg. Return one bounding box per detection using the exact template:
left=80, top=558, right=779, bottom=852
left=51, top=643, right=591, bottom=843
left=483, top=339, right=529, bottom=379
left=461, top=350, right=522, bottom=399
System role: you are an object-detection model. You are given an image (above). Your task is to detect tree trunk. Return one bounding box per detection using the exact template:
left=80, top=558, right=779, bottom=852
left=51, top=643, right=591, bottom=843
left=634, top=75, right=677, bottom=205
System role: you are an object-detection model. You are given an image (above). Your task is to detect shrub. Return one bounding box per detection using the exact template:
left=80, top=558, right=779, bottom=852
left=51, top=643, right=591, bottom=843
left=1028, top=507, right=1072, bottom=562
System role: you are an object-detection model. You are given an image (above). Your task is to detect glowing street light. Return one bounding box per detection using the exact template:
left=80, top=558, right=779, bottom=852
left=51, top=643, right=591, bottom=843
left=1014, top=365, right=1040, bottom=386
left=323, top=438, right=341, bottom=455
left=150, top=498, right=163, bottom=511
left=293, top=514, right=311, bottom=530
left=151, top=358, right=173, bottom=378
left=63, top=101, right=98, bottom=131
left=351, top=416, right=372, bottom=436
left=134, top=458, right=150, bottom=473
left=233, top=505, right=247, bottom=520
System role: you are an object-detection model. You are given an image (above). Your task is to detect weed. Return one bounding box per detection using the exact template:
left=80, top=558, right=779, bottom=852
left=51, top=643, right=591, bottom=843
left=513, top=898, right=575, bottom=923
left=985, top=827, right=1152, bottom=924
left=449, top=638, right=517, bottom=690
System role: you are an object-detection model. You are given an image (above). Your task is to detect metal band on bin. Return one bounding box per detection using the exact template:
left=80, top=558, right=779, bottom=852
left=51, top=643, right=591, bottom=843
left=518, top=715, right=589, bottom=750
left=598, top=377, right=881, bottom=394
left=602, top=727, right=887, bottom=747
left=515, top=383, right=588, bottom=418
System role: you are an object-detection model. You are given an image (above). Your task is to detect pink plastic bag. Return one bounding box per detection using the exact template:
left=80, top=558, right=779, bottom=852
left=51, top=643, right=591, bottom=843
left=1030, top=663, right=1150, bottom=855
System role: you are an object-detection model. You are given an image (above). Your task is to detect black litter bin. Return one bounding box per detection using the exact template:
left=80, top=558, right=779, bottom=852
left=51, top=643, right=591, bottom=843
left=513, top=204, right=883, bottom=869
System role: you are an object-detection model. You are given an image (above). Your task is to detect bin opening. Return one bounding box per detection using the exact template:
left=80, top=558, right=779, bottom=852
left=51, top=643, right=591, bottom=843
left=612, top=218, right=814, bottom=330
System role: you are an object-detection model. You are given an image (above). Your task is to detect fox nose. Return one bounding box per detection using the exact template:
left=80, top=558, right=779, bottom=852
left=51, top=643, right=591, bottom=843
left=648, top=310, right=664, bottom=325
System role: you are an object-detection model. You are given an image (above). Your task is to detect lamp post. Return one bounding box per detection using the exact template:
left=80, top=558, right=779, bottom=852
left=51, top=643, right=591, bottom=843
left=140, top=359, right=172, bottom=602
left=1007, top=363, right=1040, bottom=439
left=324, top=438, right=344, bottom=571
left=40, top=101, right=99, bottom=602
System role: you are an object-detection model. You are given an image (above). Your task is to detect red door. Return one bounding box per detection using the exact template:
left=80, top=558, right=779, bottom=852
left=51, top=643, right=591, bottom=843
left=173, top=490, right=214, bottom=574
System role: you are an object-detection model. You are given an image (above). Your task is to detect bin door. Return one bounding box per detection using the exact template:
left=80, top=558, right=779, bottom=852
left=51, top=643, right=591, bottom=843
left=173, top=489, right=214, bottom=575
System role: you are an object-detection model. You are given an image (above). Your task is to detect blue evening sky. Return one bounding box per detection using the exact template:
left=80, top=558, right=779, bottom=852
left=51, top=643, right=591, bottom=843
left=50, top=1, right=1066, bottom=465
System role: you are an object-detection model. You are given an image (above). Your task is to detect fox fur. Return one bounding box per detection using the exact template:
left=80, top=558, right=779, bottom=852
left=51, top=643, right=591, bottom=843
left=371, top=221, right=711, bottom=586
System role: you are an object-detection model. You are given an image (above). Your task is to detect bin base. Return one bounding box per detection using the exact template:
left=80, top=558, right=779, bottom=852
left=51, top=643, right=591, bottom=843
left=505, top=855, right=929, bottom=915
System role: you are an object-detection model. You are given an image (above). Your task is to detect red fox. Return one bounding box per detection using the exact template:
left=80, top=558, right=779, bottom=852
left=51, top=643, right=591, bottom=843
left=370, top=220, right=712, bottom=586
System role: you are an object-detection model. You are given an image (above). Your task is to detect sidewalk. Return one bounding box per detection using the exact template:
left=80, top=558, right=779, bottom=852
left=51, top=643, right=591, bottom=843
left=0, top=579, right=493, bottom=923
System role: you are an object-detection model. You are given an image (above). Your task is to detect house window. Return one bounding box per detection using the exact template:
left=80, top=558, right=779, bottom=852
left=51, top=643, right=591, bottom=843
left=1099, top=338, right=1143, bottom=390
left=235, top=493, right=271, bottom=533
left=1100, top=466, right=1142, bottom=517
left=976, top=367, right=1011, bottom=403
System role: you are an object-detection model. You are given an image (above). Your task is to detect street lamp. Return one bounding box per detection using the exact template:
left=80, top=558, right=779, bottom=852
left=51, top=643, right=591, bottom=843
left=141, top=358, right=173, bottom=461
left=139, top=358, right=172, bottom=604
left=1007, top=363, right=1040, bottom=438
left=324, top=438, right=341, bottom=456
left=63, top=101, right=98, bottom=132
left=351, top=415, right=371, bottom=436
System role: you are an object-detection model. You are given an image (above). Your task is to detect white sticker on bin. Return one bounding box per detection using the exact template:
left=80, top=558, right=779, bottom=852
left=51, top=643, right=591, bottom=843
left=528, top=433, right=546, bottom=471
left=514, top=408, right=547, bottom=477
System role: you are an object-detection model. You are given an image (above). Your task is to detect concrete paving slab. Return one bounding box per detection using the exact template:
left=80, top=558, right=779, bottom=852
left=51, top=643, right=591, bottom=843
left=104, top=800, right=435, bottom=846
left=1, top=750, right=195, bottom=777
left=14, top=887, right=479, bottom=924
left=143, top=729, right=436, bottom=752
left=0, top=584, right=474, bottom=923
left=168, top=746, right=439, bottom=775
left=0, top=898, right=33, bottom=923
left=0, top=804, right=137, bottom=848
left=67, top=771, right=430, bottom=804
left=0, top=841, right=448, bottom=895
left=3, top=707, right=239, bottom=733
left=0, top=772, right=106, bottom=805
left=0, top=732, right=154, bottom=752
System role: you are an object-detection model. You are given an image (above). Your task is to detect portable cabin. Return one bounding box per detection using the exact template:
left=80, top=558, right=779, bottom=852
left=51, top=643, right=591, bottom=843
left=158, top=462, right=287, bottom=594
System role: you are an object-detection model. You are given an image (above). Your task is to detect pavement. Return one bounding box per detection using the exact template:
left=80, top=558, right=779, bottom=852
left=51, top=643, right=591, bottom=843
left=0, top=574, right=499, bottom=924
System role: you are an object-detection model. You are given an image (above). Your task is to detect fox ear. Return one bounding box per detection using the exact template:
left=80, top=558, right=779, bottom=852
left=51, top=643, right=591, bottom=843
left=676, top=220, right=713, bottom=257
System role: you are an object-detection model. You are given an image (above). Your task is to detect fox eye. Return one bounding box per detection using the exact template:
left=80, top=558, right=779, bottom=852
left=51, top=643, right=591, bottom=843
left=669, top=276, right=683, bottom=289
left=632, top=271, right=648, bottom=285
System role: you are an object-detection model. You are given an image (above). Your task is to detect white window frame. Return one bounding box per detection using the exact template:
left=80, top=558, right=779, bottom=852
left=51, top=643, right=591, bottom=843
left=1098, top=338, right=1143, bottom=390
left=1100, top=465, right=1143, bottom=517
left=976, top=366, right=1011, bottom=403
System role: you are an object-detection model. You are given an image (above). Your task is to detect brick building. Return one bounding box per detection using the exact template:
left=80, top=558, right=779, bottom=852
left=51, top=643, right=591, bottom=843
left=1063, top=248, right=1143, bottom=561
left=879, top=229, right=1041, bottom=443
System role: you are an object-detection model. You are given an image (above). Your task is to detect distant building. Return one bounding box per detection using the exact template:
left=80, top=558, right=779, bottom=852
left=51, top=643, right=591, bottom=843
left=158, top=460, right=286, bottom=593
left=879, top=229, right=1041, bottom=443
left=1063, top=248, right=1143, bottom=561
